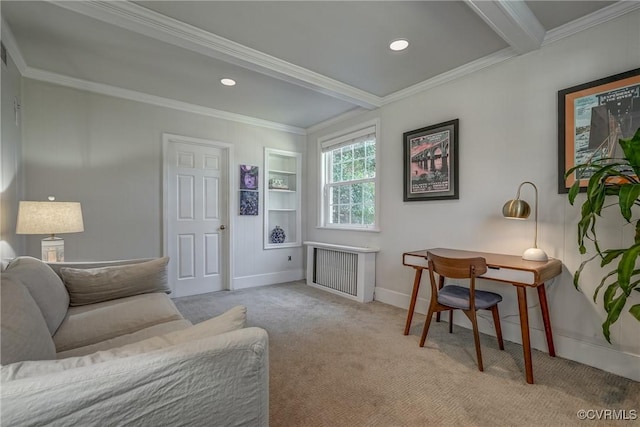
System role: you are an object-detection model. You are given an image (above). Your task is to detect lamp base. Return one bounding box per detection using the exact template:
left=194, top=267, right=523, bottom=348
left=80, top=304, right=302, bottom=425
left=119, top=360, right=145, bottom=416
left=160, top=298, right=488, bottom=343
left=522, top=247, right=548, bottom=262
left=42, top=237, right=64, bottom=262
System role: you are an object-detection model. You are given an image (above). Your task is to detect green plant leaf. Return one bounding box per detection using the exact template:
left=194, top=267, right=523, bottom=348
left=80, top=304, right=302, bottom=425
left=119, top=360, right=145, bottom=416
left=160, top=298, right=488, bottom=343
left=590, top=181, right=607, bottom=216
left=568, top=181, right=580, bottom=204
left=601, top=249, right=625, bottom=267
left=618, top=128, right=640, bottom=176
left=617, top=243, right=640, bottom=294
left=573, top=253, right=599, bottom=290
left=630, top=304, right=640, bottom=321
left=636, top=220, right=640, bottom=244
left=618, top=184, right=640, bottom=222
left=603, top=282, right=619, bottom=311
left=594, top=269, right=618, bottom=301
left=602, top=293, right=627, bottom=343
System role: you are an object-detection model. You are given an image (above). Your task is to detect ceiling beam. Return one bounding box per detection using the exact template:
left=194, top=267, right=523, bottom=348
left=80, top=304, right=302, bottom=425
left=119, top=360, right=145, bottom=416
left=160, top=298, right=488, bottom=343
left=1, top=18, right=28, bottom=73
left=464, top=0, right=546, bottom=54
left=49, top=0, right=382, bottom=110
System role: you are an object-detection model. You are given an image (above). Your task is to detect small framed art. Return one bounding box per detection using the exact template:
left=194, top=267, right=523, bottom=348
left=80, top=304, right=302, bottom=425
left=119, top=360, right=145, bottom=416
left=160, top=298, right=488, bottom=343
left=403, top=119, right=459, bottom=201
left=240, top=164, right=259, bottom=190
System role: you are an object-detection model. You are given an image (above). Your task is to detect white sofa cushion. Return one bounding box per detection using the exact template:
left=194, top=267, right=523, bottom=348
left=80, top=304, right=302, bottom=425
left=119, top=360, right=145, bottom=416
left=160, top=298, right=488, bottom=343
left=60, top=257, right=170, bottom=306
left=3, top=256, right=69, bottom=335
left=1, top=277, right=56, bottom=364
left=57, top=319, right=192, bottom=359
left=3, top=305, right=247, bottom=380
left=0, top=327, right=269, bottom=427
left=53, top=293, right=183, bottom=352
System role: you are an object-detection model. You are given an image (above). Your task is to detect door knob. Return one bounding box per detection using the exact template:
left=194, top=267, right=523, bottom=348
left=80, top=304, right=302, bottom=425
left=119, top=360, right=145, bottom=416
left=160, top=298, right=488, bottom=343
left=219, top=225, right=226, bottom=230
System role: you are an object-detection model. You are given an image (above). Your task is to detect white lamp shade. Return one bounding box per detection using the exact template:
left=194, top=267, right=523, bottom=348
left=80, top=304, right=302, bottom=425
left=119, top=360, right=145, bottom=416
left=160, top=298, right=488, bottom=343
left=523, top=247, right=548, bottom=262
left=16, top=201, right=84, bottom=235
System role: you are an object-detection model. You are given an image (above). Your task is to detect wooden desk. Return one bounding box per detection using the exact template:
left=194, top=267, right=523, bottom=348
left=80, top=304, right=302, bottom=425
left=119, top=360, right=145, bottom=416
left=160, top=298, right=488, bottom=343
left=402, top=248, right=562, bottom=384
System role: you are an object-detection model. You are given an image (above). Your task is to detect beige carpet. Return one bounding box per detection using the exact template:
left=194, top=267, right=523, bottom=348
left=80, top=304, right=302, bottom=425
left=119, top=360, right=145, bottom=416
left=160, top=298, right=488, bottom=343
left=174, top=281, right=639, bottom=427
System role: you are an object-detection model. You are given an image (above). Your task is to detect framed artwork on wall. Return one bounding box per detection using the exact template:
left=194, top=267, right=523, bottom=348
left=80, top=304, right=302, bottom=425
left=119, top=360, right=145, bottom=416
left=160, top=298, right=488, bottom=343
left=239, top=190, right=259, bottom=215
left=240, top=164, right=259, bottom=190
left=557, top=68, right=640, bottom=193
left=403, top=119, right=459, bottom=201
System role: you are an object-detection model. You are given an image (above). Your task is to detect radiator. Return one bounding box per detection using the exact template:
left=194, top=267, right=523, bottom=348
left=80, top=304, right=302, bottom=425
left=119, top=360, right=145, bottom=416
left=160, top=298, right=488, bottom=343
left=304, top=241, right=378, bottom=303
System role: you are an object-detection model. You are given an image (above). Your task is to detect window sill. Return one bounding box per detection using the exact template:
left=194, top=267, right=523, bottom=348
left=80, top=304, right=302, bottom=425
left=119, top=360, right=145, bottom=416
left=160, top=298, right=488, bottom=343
left=316, top=225, right=380, bottom=233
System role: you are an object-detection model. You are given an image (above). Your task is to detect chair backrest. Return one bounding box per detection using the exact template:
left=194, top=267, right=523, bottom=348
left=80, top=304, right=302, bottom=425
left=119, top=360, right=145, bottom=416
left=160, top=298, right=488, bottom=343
left=426, top=251, right=487, bottom=279
left=426, top=252, right=487, bottom=309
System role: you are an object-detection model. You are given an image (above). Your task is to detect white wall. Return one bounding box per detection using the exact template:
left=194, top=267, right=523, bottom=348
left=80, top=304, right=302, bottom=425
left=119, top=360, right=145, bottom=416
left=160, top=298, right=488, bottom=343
left=21, top=79, right=305, bottom=287
left=0, top=51, right=24, bottom=260
left=306, top=10, right=640, bottom=380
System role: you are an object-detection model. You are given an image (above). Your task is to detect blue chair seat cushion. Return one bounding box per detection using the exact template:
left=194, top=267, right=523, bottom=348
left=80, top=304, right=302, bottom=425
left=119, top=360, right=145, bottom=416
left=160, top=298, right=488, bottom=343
left=437, top=285, right=502, bottom=310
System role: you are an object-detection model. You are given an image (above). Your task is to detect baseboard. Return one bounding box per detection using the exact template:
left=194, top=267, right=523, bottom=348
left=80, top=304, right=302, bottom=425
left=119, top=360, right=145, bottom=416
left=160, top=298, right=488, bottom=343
left=233, top=269, right=304, bottom=290
left=373, top=286, right=640, bottom=382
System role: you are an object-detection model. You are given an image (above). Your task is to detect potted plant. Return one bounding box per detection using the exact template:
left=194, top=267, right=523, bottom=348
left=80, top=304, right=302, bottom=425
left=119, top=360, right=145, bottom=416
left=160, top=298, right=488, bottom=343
left=565, top=128, right=640, bottom=343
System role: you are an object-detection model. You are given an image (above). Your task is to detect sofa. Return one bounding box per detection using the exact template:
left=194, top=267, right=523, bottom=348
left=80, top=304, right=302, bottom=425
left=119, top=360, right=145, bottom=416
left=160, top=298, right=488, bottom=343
left=0, top=256, right=269, bottom=426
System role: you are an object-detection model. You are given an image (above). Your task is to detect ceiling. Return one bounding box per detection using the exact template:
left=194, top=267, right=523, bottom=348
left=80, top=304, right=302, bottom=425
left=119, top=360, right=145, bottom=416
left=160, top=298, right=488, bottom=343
left=2, top=1, right=634, bottom=133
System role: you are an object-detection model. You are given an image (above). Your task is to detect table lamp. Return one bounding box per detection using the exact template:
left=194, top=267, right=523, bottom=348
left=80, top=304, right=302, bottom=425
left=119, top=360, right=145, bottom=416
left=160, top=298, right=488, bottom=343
left=16, top=197, right=84, bottom=262
left=502, top=181, right=548, bottom=262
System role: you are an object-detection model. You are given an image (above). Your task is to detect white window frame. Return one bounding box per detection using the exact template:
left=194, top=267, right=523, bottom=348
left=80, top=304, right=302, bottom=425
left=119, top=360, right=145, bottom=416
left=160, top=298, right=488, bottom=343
left=317, top=119, right=380, bottom=232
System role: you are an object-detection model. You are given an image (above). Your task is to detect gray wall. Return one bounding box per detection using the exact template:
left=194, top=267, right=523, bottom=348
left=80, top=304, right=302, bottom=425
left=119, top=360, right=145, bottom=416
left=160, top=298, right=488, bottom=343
left=306, top=10, right=640, bottom=379
left=21, top=80, right=305, bottom=284
left=1, top=50, right=24, bottom=260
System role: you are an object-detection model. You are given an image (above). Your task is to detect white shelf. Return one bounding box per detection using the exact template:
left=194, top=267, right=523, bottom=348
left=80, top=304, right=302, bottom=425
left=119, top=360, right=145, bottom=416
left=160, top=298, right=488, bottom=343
left=269, top=169, right=296, bottom=175
left=268, top=189, right=295, bottom=193
left=264, top=148, right=302, bottom=249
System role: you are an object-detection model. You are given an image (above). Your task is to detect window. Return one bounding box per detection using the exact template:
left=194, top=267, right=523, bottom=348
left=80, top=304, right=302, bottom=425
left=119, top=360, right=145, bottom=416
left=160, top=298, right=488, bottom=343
left=319, top=121, right=379, bottom=230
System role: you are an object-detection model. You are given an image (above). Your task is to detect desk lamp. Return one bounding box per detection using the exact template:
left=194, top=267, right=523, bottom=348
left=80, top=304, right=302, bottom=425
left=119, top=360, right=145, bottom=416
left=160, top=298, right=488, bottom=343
left=502, top=181, right=548, bottom=262
left=16, top=197, right=84, bottom=262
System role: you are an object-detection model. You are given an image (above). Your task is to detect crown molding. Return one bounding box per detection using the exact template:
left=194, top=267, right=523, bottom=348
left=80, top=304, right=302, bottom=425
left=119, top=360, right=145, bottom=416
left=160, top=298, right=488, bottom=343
left=382, top=47, right=516, bottom=106
left=24, top=67, right=307, bottom=135
left=543, top=0, right=640, bottom=46
left=49, top=0, right=381, bottom=110
left=306, top=108, right=370, bottom=135
left=1, top=19, right=27, bottom=74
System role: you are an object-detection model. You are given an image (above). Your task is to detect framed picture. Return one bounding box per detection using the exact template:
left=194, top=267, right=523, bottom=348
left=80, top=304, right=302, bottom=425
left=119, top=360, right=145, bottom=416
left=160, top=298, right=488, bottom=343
left=403, top=119, right=459, bottom=201
left=239, top=190, right=259, bottom=215
left=558, top=68, right=640, bottom=193
left=240, top=165, right=259, bottom=190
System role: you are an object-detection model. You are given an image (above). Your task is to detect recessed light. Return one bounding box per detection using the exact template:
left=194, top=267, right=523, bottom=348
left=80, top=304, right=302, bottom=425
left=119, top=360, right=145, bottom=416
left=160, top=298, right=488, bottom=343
left=220, top=78, right=236, bottom=86
left=389, top=39, right=409, bottom=51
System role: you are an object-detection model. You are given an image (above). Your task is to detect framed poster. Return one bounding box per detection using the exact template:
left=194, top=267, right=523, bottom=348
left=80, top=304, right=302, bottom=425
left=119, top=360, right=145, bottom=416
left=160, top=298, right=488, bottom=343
left=558, top=68, right=640, bottom=193
left=403, top=119, right=459, bottom=201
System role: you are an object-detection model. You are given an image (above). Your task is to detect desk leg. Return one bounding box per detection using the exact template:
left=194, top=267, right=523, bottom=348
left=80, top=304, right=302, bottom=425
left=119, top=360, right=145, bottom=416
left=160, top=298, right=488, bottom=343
left=537, top=284, right=556, bottom=357
left=404, top=268, right=423, bottom=335
left=516, top=285, right=534, bottom=384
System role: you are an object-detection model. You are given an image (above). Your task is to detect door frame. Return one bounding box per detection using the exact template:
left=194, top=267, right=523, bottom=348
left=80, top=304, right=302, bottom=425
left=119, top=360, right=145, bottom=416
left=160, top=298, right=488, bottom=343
left=162, top=133, right=235, bottom=292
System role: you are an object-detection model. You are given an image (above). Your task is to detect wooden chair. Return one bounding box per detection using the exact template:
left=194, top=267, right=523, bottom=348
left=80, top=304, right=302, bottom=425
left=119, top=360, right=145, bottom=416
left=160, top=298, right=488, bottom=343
left=419, top=251, right=504, bottom=371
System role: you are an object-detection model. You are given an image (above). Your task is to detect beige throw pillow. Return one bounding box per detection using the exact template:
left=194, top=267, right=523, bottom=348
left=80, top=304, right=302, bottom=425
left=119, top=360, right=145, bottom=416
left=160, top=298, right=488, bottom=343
left=60, top=257, right=170, bottom=306
left=4, top=256, right=70, bottom=335
left=1, top=277, right=57, bottom=364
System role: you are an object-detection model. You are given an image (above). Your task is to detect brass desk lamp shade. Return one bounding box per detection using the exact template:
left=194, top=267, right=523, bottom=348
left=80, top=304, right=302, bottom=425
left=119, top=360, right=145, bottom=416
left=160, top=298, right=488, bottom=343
left=502, top=182, right=548, bottom=262
left=16, top=197, right=84, bottom=262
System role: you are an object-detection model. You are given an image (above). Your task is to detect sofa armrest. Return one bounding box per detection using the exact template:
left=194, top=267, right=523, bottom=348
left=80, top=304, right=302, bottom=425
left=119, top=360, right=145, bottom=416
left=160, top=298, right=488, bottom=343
left=1, top=327, right=269, bottom=427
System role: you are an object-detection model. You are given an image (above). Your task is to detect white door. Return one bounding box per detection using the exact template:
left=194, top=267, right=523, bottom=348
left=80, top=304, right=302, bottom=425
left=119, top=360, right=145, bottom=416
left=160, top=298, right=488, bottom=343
left=164, top=136, right=229, bottom=297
